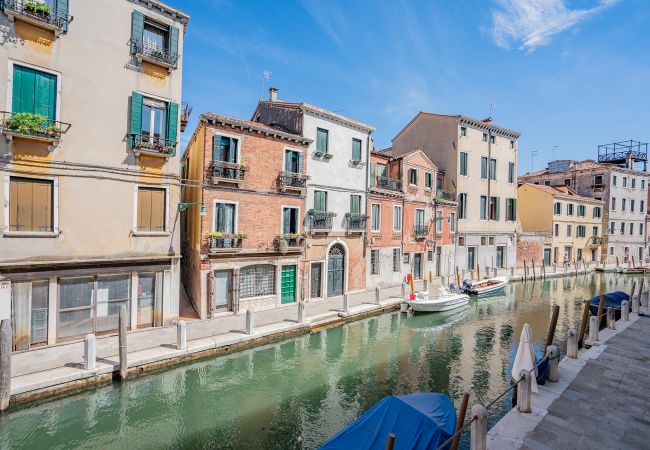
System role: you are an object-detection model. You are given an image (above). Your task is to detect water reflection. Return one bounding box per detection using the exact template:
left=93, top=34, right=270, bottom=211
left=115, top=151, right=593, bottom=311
left=0, top=273, right=640, bottom=450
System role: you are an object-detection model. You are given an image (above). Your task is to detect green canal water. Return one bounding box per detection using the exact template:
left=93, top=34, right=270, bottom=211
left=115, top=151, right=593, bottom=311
left=0, top=273, right=640, bottom=450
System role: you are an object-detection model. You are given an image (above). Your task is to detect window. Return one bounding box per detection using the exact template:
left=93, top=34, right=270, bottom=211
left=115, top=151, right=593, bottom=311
left=510, top=140, right=515, bottom=149
left=11, top=64, right=57, bottom=122
left=481, top=237, right=487, bottom=246
left=415, top=209, right=425, bottom=227
left=554, top=202, right=561, bottom=215
left=482, top=133, right=488, bottom=142
left=435, top=211, right=443, bottom=233
left=566, top=224, right=572, bottom=237
left=592, top=226, right=599, bottom=237
left=9, top=177, right=53, bottom=232
left=282, top=207, right=299, bottom=234
left=594, top=175, right=603, bottom=185
left=630, top=223, right=634, bottom=235
left=623, top=177, right=627, bottom=188
left=612, top=175, right=617, bottom=186
left=314, top=190, right=327, bottom=211
left=489, top=196, right=500, bottom=220
left=610, top=221, right=615, bottom=234
left=450, top=213, right=456, bottom=232
left=409, top=168, right=418, bottom=185
left=213, top=201, right=236, bottom=233
left=392, top=249, right=400, bottom=272
left=631, top=200, right=635, bottom=212
left=403, top=253, right=410, bottom=264
left=481, top=157, right=488, bottom=179
left=641, top=201, right=645, bottom=213
left=544, top=180, right=551, bottom=186
left=567, top=203, right=574, bottom=216
left=371, top=204, right=381, bottom=231
left=480, top=196, right=487, bottom=220
left=564, top=179, right=571, bottom=186
left=351, top=138, right=362, bottom=162
left=620, top=222, right=625, bottom=235
left=508, top=162, right=515, bottom=183
left=577, top=205, right=585, bottom=217
left=425, top=172, right=433, bottom=189
left=460, top=152, right=468, bottom=176
left=393, top=206, right=402, bottom=231
left=506, top=198, right=517, bottom=221
left=316, top=128, right=329, bottom=154
left=554, top=223, right=559, bottom=237
left=137, top=187, right=166, bottom=232
left=11, top=280, right=49, bottom=350
left=610, top=247, right=614, bottom=255
left=370, top=250, right=379, bottom=275
left=284, top=149, right=302, bottom=173
left=577, top=249, right=583, bottom=262
left=622, top=198, right=626, bottom=211
left=576, top=225, right=586, bottom=238
left=458, top=236, right=465, bottom=246
left=632, top=178, right=636, bottom=189
left=141, top=97, right=166, bottom=142
left=427, top=251, right=433, bottom=262
left=611, top=197, right=616, bottom=210
left=458, top=193, right=467, bottom=219
left=490, top=135, right=496, bottom=144
left=489, top=158, right=497, bottom=180
left=642, top=180, right=646, bottom=190
left=641, top=224, right=644, bottom=236
left=349, top=195, right=361, bottom=214
left=240, top=265, right=276, bottom=298
left=213, top=135, right=238, bottom=163
left=460, top=127, right=467, bottom=137
left=488, top=236, right=495, bottom=246
left=593, top=206, right=601, bottom=218
left=130, top=93, right=178, bottom=152
left=143, top=19, right=169, bottom=51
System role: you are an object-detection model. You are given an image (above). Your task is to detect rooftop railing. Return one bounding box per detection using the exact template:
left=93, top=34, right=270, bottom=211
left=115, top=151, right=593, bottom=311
left=372, top=175, right=402, bottom=192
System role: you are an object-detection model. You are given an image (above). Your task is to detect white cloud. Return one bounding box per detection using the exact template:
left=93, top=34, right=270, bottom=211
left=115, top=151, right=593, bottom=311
left=490, top=0, right=619, bottom=51
left=299, top=0, right=345, bottom=48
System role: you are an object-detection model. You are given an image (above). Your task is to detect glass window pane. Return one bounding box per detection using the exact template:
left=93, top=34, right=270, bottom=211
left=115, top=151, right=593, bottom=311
left=59, top=277, right=94, bottom=339
left=96, top=275, right=131, bottom=333
left=31, top=280, right=49, bottom=345
left=152, top=107, right=165, bottom=140
left=240, top=265, right=275, bottom=298
left=143, top=22, right=167, bottom=49
left=138, top=273, right=156, bottom=328
left=142, top=104, right=152, bottom=136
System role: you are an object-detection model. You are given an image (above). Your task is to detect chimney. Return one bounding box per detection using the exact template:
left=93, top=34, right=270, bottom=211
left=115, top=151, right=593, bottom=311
left=269, top=87, right=278, bottom=102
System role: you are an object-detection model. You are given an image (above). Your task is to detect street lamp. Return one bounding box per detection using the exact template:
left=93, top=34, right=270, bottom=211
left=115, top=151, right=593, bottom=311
left=177, top=202, right=207, bottom=216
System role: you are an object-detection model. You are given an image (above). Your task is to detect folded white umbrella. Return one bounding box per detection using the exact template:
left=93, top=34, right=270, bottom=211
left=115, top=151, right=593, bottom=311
left=511, top=323, right=538, bottom=393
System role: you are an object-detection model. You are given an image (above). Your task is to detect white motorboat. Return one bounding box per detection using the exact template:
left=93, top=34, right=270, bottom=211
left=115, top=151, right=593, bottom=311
left=405, top=287, right=470, bottom=313
left=462, top=276, right=509, bottom=296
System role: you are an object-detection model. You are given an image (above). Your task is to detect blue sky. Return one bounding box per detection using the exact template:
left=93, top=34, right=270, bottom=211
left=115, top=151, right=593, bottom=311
left=176, top=0, right=650, bottom=173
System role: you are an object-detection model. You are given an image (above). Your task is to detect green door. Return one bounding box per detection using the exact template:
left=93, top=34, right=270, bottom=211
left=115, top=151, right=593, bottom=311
left=281, top=265, right=296, bottom=304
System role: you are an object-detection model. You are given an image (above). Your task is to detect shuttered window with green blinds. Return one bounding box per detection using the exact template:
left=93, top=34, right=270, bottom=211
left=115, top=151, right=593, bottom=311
left=351, top=138, right=362, bottom=161
left=166, top=101, right=178, bottom=145
left=316, top=128, right=328, bottom=154
left=131, top=11, right=144, bottom=54
left=12, top=65, right=57, bottom=121
left=314, top=191, right=327, bottom=212
left=349, top=195, right=361, bottom=214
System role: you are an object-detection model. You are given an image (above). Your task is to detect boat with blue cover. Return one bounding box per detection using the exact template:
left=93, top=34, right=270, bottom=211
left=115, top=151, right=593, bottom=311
left=589, top=291, right=629, bottom=328
left=320, top=393, right=456, bottom=450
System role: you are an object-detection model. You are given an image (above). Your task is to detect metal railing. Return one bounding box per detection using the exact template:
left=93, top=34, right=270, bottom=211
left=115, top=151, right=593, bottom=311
left=373, top=175, right=402, bottom=192
left=209, top=160, right=245, bottom=181
left=413, top=224, right=428, bottom=238
left=275, top=234, right=305, bottom=249
left=4, top=0, right=71, bottom=30
left=208, top=235, right=244, bottom=251
left=131, top=134, right=176, bottom=156
left=308, top=210, right=335, bottom=231
left=278, top=171, right=308, bottom=190
left=0, top=111, right=70, bottom=141
left=435, top=189, right=456, bottom=202
left=180, top=102, right=192, bottom=132
left=345, top=213, right=368, bottom=232
left=132, top=40, right=179, bottom=67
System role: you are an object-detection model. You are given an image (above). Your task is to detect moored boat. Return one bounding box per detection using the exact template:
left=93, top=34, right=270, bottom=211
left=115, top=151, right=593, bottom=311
left=614, top=266, right=647, bottom=274
left=462, top=276, right=509, bottom=296
left=405, top=286, right=470, bottom=313
left=589, top=291, right=629, bottom=328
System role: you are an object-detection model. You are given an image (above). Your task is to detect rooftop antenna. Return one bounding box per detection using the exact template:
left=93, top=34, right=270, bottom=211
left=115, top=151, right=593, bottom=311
left=531, top=150, right=539, bottom=171
left=552, top=145, right=558, bottom=161
left=261, top=70, right=271, bottom=100
left=489, top=101, right=497, bottom=118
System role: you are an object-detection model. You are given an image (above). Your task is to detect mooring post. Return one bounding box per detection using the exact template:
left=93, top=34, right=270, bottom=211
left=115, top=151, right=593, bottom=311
left=456, top=266, right=461, bottom=287
left=0, top=319, right=11, bottom=412
left=632, top=294, right=640, bottom=314
left=451, top=392, right=470, bottom=450
left=546, top=345, right=559, bottom=382
left=385, top=433, right=396, bottom=450
left=401, top=282, right=407, bottom=298
left=639, top=277, right=645, bottom=303
left=477, top=265, right=481, bottom=281
left=553, top=263, right=557, bottom=273
left=621, top=300, right=630, bottom=321
left=545, top=304, right=560, bottom=349
left=470, top=404, right=487, bottom=450
left=542, top=261, right=546, bottom=279
left=578, top=299, right=590, bottom=348
left=517, top=370, right=532, bottom=413
left=84, top=334, right=96, bottom=371
left=298, top=301, right=306, bottom=323
left=606, top=307, right=616, bottom=330
left=567, top=329, right=578, bottom=359
left=523, top=260, right=527, bottom=281
left=423, top=278, right=428, bottom=291
left=343, top=293, right=350, bottom=314
left=532, top=259, right=536, bottom=280
left=119, top=305, right=128, bottom=381
left=246, top=308, right=255, bottom=335
left=588, top=315, right=599, bottom=345
left=177, top=320, right=187, bottom=350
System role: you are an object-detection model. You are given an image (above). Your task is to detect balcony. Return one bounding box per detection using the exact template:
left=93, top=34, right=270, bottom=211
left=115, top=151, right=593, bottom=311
left=131, top=134, right=176, bottom=158
left=275, top=234, right=305, bottom=252
left=207, top=234, right=244, bottom=254
left=278, top=171, right=309, bottom=194
left=3, top=0, right=71, bottom=36
left=371, top=176, right=402, bottom=193
left=308, top=210, right=336, bottom=233
left=180, top=102, right=192, bottom=132
left=132, top=40, right=179, bottom=71
left=434, top=189, right=456, bottom=203
left=345, top=213, right=368, bottom=233
left=591, top=183, right=605, bottom=192
left=0, top=111, right=70, bottom=145
left=209, top=160, right=246, bottom=184
left=591, top=237, right=605, bottom=245
left=413, top=225, right=428, bottom=239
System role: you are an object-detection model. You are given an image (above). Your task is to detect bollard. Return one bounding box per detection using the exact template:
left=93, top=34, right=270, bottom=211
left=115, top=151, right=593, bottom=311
left=343, top=293, right=350, bottom=314
left=606, top=307, right=615, bottom=330
left=470, top=404, right=487, bottom=450
left=423, top=278, right=428, bottom=291
left=375, top=287, right=381, bottom=305
left=567, top=329, right=578, bottom=359
left=177, top=320, right=187, bottom=350
left=621, top=300, right=629, bottom=321
left=517, top=370, right=532, bottom=413
left=298, top=301, right=306, bottom=323
left=0, top=319, right=11, bottom=412
left=546, top=345, right=559, bottom=382
left=632, top=294, right=640, bottom=314
left=246, top=309, right=255, bottom=335
left=587, top=315, right=599, bottom=345
left=553, top=263, right=557, bottom=273
left=84, top=334, right=96, bottom=370
left=401, top=282, right=407, bottom=298
left=119, top=305, right=128, bottom=380
left=385, top=433, right=396, bottom=450
left=510, top=266, right=515, bottom=277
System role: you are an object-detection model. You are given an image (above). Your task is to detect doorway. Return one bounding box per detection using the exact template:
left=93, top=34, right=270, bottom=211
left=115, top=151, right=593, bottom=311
left=413, top=253, right=422, bottom=279
left=212, top=270, right=232, bottom=312
left=467, top=247, right=476, bottom=270
left=281, top=265, right=296, bottom=304
left=496, top=246, right=505, bottom=268
left=327, top=244, right=345, bottom=296
left=544, top=248, right=551, bottom=266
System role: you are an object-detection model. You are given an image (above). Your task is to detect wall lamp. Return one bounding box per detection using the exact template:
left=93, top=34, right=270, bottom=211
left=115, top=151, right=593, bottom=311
left=178, top=202, right=207, bottom=216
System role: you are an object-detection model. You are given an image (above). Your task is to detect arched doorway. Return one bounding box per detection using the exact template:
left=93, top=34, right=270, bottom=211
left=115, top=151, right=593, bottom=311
left=327, top=243, right=345, bottom=296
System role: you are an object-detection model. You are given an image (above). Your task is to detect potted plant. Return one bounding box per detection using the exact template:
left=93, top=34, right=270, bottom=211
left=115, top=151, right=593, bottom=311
left=3, top=112, right=57, bottom=137
left=151, top=48, right=165, bottom=60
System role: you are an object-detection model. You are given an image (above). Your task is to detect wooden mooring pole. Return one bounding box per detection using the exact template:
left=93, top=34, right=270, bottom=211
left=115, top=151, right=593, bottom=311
left=451, top=392, right=470, bottom=450
left=578, top=299, right=590, bottom=349
left=456, top=266, right=461, bottom=287
left=542, top=260, right=546, bottom=279
left=385, top=433, right=396, bottom=450
left=596, top=284, right=606, bottom=324
left=0, top=319, right=11, bottom=412
left=523, top=260, right=527, bottom=281
left=477, top=265, right=481, bottom=281
left=545, top=304, right=560, bottom=349
left=532, top=259, right=536, bottom=280
left=119, top=305, right=128, bottom=381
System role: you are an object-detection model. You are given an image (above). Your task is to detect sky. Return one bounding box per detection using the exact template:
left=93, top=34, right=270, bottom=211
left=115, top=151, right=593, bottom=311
left=175, top=0, right=650, bottom=174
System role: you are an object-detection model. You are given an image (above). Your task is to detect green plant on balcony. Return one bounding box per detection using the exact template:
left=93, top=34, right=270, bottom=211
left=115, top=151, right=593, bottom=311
left=280, top=232, right=305, bottom=239
left=208, top=231, right=246, bottom=239
left=433, top=195, right=444, bottom=204
left=150, top=48, right=165, bottom=59
left=3, top=112, right=59, bottom=137
left=24, top=1, right=52, bottom=17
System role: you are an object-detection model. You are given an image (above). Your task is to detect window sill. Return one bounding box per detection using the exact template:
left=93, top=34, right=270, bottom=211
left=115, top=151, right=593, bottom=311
left=132, top=231, right=170, bottom=237
left=3, top=231, right=59, bottom=238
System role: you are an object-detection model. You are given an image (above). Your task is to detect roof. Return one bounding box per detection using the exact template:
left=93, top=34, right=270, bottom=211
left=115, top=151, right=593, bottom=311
left=519, top=183, right=603, bottom=204
left=520, top=159, right=648, bottom=178
left=135, top=0, right=190, bottom=24
left=201, top=113, right=312, bottom=145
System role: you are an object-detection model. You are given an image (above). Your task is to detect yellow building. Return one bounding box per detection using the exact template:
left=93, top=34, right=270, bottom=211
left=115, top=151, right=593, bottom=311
left=518, top=184, right=604, bottom=265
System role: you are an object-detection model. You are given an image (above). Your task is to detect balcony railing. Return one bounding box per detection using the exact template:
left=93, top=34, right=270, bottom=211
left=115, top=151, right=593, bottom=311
left=207, top=234, right=244, bottom=253
left=209, top=160, right=246, bottom=183
left=131, top=134, right=176, bottom=157
left=413, top=224, right=428, bottom=238
left=132, top=40, right=179, bottom=70
left=372, top=175, right=402, bottom=193
left=434, top=189, right=456, bottom=203
left=591, top=183, right=605, bottom=191
left=308, top=210, right=336, bottom=232
left=3, top=0, right=71, bottom=35
left=275, top=234, right=305, bottom=251
left=0, top=111, right=70, bottom=144
left=180, top=102, right=192, bottom=132
left=345, top=213, right=368, bottom=233
left=278, top=171, right=309, bottom=192
left=591, top=237, right=605, bottom=245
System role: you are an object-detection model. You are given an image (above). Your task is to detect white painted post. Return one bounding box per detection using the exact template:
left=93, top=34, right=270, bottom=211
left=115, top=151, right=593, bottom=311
left=588, top=315, right=599, bottom=344
left=621, top=300, right=630, bottom=321
left=375, top=287, right=381, bottom=305
left=567, top=329, right=578, bottom=359
left=246, top=309, right=254, bottom=335
left=84, top=334, right=96, bottom=370
left=401, top=283, right=407, bottom=298
left=517, top=370, right=532, bottom=413
left=510, top=266, right=514, bottom=277
left=423, top=279, right=428, bottom=291
left=606, top=307, right=616, bottom=330
left=632, top=294, right=640, bottom=314
left=343, top=294, right=350, bottom=314
left=298, top=301, right=306, bottom=323
left=553, top=263, right=557, bottom=273
left=0, top=319, right=11, bottom=412
left=546, top=345, right=559, bottom=382
left=118, top=305, right=128, bottom=381
left=177, top=320, right=187, bottom=350
left=470, top=404, right=487, bottom=450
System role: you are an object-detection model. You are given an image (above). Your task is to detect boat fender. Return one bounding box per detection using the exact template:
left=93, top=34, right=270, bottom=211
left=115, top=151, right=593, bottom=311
left=409, top=292, right=416, bottom=301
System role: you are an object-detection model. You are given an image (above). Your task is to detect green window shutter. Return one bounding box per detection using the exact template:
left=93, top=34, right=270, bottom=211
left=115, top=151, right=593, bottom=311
left=297, top=151, right=304, bottom=174
left=169, top=26, right=179, bottom=61
left=350, top=195, right=360, bottom=214
left=12, top=65, right=35, bottom=114
left=131, top=11, right=144, bottom=54
left=314, top=191, right=326, bottom=211
left=369, top=162, right=375, bottom=184
left=495, top=197, right=501, bottom=221
left=130, top=92, right=143, bottom=146
left=166, top=101, right=178, bottom=151
left=352, top=139, right=361, bottom=161
left=212, top=135, right=221, bottom=160
left=55, top=0, right=69, bottom=31
left=34, top=71, right=56, bottom=121
left=283, top=208, right=291, bottom=234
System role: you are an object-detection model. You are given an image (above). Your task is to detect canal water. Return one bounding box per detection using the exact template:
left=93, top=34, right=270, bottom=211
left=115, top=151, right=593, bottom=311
left=0, top=273, right=639, bottom=450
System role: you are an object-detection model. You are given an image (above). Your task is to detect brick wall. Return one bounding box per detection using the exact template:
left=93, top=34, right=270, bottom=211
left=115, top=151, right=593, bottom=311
left=517, top=233, right=551, bottom=268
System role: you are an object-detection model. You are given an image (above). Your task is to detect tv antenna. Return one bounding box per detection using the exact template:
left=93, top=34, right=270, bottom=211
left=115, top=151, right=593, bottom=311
left=489, top=101, right=497, bottom=118
left=261, top=70, right=271, bottom=99
left=531, top=150, right=539, bottom=171
left=552, top=145, right=558, bottom=161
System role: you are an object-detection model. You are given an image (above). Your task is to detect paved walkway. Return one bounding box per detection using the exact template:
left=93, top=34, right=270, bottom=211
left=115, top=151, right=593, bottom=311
left=522, top=317, right=650, bottom=450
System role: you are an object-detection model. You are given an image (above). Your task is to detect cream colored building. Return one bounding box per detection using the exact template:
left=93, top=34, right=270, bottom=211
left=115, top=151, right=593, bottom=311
left=0, top=0, right=189, bottom=351
left=518, top=184, right=604, bottom=265
left=391, top=113, right=520, bottom=276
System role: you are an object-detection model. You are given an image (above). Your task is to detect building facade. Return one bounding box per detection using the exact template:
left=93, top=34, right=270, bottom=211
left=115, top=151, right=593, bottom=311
left=519, top=157, right=649, bottom=264
left=181, top=113, right=310, bottom=317
left=518, top=184, right=604, bottom=265
left=0, top=0, right=188, bottom=350
left=391, top=113, right=519, bottom=276
left=252, top=88, right=374, bottom=299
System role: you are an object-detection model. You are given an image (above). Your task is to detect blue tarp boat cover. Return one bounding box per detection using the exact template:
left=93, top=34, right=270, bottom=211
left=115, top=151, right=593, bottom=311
left=320, top=393, right=456, bottom=450
left=589, top=291, right=629, bottom=313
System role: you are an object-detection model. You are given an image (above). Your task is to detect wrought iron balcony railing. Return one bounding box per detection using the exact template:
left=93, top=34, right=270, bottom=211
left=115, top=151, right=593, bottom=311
left=208, top=234, right=244, bottom=252
left=345, top=213, right=368, bottom=232
left=4, top=0, right=71, bottom=33
left=372, top=175, right=402, bottom=192
left=591, top=183, right=605, bottom=191
left=275, top=234, right=305, bottom=250
left=132, top=40, right=179, bottom=69
left=209, top=160, right=246, bottom=182
left=131, top=134, right=177, bottom=157
left=0, top=111, right=70, bottom=144
left=592, top=237, right=605, bottom=245
left=413, top=224, right=428, bottom=238
left=435, top=189, right=456, bottom=202
left=278, top=171, right=309, bottom=191
left=308, top=210, right=336, bottom=231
